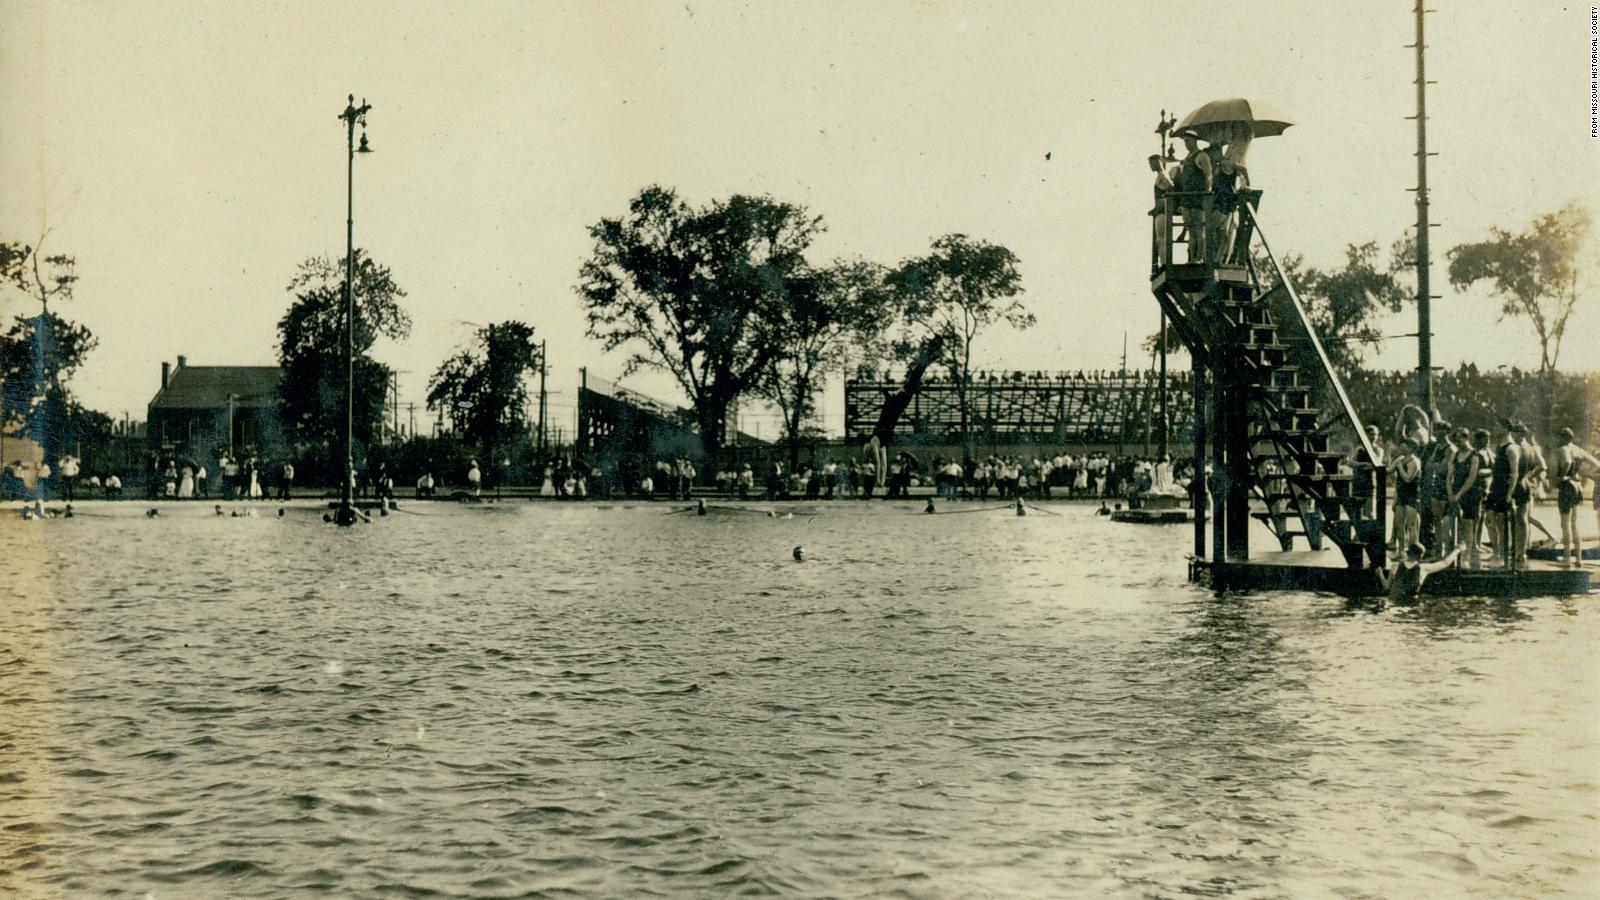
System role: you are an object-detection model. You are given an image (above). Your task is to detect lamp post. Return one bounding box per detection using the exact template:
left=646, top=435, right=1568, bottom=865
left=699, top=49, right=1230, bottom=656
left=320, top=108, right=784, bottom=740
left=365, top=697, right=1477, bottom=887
left=335, top=94, right=372, bottom=527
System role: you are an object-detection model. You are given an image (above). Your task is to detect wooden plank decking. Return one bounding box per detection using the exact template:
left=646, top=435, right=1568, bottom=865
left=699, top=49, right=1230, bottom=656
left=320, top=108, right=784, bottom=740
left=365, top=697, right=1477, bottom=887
left=1195, top=549, right=1592, bottom=597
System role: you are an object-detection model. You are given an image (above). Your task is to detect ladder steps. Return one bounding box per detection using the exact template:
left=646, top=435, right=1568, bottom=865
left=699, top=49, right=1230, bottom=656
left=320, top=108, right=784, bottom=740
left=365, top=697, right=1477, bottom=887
left=1180, top=257, right=1378, bottom=569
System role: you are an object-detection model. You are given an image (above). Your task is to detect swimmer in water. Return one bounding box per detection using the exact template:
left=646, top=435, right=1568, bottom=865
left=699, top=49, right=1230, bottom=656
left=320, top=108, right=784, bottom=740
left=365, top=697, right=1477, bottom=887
left=215, top=504, right=225, bottom=516
left=1375, top=541, right=1460, bottom=604
left=793, top=546, right=805, bottom=562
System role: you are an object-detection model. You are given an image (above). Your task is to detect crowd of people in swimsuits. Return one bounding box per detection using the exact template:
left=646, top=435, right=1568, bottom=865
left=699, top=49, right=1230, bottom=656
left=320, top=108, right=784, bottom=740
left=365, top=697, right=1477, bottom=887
left=1378, top=407, right=1599, bottom=571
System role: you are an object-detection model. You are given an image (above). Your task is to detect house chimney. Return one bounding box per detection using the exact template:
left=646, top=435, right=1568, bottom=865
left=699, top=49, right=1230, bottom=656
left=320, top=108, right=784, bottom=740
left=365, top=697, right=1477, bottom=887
left=161, top=361, right=171, bottom=390
left=176, top=354, right=187, bottom=370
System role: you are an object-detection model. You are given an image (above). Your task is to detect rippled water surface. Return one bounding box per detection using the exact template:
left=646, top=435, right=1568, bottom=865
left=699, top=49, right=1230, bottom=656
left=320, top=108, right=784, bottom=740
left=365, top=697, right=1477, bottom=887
left=2, top=501, right=1597, bottom=898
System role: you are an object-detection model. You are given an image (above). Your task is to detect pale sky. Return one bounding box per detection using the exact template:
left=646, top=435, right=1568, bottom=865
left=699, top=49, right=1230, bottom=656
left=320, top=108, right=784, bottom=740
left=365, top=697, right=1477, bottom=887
left=2, top=0, right=1596, bottom=438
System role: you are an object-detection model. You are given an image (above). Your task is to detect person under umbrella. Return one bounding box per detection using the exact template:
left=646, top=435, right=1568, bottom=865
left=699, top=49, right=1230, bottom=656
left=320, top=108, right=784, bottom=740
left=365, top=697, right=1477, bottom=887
left=1174, top=98, right=1292, bottom=263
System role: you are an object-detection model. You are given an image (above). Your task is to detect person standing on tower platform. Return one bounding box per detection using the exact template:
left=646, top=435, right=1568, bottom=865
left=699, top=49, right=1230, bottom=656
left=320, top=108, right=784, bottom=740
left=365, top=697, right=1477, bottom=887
left=1173, top=132, right=1221, bottom=265
left=1150, top=152, right=1179, bottom=268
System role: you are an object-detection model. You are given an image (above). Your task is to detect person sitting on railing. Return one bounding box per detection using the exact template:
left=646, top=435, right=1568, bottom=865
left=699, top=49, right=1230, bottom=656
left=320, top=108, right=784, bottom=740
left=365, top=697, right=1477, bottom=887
left=1218, top=120, right=1253, bottom=181
left=1396, top=404, right=1431, bottom=450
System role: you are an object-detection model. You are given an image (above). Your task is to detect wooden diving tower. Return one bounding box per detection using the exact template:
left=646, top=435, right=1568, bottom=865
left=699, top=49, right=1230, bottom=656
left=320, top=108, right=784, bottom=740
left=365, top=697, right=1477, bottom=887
left=1150, top=189, right=1591, bottom=597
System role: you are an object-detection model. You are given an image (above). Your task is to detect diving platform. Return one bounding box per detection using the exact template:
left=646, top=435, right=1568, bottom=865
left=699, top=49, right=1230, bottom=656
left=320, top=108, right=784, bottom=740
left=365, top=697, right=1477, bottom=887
left=1150, top=186, right=1592, bottom=597
left=1194, top=551, right=1592, bottom=598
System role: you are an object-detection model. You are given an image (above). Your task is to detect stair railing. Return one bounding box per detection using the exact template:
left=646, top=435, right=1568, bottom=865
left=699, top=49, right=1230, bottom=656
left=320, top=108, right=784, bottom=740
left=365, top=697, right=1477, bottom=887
left=1238, top=201, right=1379, bottom=469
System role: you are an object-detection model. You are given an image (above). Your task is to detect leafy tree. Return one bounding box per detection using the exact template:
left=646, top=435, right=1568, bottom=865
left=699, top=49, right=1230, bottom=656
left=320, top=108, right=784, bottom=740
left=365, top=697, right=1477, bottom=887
left=578, top=186, right=821, bottom=467
left=1261, top=238, right=1414, bottom=380
left=884, top=234, right=1030, bottom=452
left=0, top=239, right=97, bottom=460
left=759, top=259, right=887, bottom=468
left=1447, top=203, right=1594, bottom=434
left=425, top=321, right=542, bottom=479
left=1141, top=318, right=1189, bottom=360
left=276, top=250, right=409, bottom=465
left=1447, top=203, right=1591, bottom=379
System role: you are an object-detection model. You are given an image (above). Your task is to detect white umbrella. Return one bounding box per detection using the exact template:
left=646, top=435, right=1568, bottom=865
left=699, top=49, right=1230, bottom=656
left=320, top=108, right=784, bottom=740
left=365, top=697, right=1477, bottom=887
left=1176, top=98, right=1294, bottom=142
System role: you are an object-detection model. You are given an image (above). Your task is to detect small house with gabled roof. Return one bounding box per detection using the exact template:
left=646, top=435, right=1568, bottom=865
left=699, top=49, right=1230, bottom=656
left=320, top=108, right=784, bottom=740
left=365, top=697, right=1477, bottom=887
left=146, top=355, right=286, bottom=463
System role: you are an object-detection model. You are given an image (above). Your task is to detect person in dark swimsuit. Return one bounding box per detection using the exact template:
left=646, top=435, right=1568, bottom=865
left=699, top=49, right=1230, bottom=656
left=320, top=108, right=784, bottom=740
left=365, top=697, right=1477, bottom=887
left=1552, top=427, right=1599, bottom=568
left=1389, top=439, right=1422, bottom=552
left=1446, top=427, right=1483, bottom=569
left=1509, top=423, right=1540, bottom=571
left=1485, top=423, right=1523, bottom=568
left=1376, top=542, right=1462, bottom=604
left=1422, top=426, right=1456, bottom=556
left=1470, top=430, right=1495, bottom=561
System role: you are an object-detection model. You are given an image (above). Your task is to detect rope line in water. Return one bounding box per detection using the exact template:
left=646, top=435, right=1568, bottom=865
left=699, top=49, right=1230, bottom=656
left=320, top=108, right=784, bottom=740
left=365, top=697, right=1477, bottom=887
left=669, top=504, right=788, bottom=516
left=924, top=503, right=1021, bottom=516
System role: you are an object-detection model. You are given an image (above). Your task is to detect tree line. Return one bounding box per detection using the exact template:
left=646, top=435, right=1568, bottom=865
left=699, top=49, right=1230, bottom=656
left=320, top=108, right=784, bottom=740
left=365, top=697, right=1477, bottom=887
left=2, top=198, right=1589, bottom=480
left=1151, top=202, right=1593, bottom=438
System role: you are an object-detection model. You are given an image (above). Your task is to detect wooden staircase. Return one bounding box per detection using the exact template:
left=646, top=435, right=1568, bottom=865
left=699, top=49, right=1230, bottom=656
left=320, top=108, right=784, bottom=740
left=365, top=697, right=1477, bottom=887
left=1150, top=190, right=1387, bottom=570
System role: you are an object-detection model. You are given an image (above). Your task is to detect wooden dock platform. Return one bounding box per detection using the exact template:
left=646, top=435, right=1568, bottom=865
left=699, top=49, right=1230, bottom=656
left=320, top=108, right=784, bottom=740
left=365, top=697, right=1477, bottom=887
left=1194, top=548, right=1593, bottom=597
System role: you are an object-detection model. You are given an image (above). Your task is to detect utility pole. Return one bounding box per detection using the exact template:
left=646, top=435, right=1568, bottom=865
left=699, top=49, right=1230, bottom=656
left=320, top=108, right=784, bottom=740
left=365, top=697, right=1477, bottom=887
left=408, top=402, right=416, bottom=440
left=487, top=323, right=498, bottom=489
left=1410, top=1, right=1436, bottom=412
left=1116, top=332, right=1128, bottom=457
left=1157, top=311, right=1169, bottom=458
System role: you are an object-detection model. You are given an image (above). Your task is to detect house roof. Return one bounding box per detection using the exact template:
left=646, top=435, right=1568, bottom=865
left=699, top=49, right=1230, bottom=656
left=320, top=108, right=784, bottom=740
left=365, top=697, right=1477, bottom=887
left=149, top=366, right=281, bottom=411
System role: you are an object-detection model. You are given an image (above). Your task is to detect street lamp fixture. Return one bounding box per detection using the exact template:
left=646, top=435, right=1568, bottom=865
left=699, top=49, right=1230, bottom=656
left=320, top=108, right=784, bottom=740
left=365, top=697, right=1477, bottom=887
left=335, top=94, right=371, bottom=527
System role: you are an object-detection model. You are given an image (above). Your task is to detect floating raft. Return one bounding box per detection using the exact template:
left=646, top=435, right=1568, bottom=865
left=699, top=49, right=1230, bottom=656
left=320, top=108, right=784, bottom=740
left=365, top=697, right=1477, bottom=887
left=325, top=499, right=398, bottom=510
left=1110, top=508, right=1193, bottom=524
left=1527, top=545, right=1599, bottom=562
left=1194, top=549, right=1593, bottom=597
left=1110, top=492, right=1192, bottom=524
